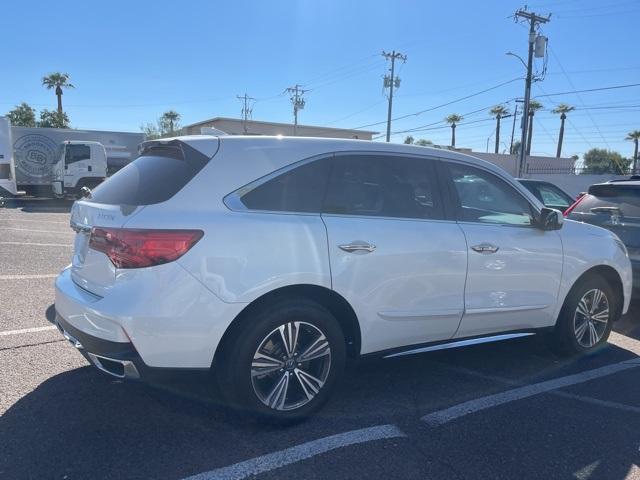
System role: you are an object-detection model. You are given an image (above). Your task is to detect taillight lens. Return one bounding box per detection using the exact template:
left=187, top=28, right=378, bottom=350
left=563, top=194, right=586, bottom=217
left=89, top=228, right=203, bottom=268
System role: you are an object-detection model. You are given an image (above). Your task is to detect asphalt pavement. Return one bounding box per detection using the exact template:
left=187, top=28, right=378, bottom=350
left=2, top=197, right=640, bottom=480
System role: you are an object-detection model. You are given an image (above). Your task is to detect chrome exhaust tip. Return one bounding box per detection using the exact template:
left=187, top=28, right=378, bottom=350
left=87, top=353, right=140, bottom=380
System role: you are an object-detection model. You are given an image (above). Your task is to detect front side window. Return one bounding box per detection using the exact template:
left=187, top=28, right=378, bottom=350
left=239, top=158, right=331, bottom=213
left=447, top=163, right=534, bottom=226
left=323, top=154, right=442, bottom=220
left=65, top=145, right=91, bottom=164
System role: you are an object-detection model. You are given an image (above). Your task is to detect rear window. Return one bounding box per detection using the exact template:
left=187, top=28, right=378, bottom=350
left=89, top=141, right=211, bottom=206
left=574, top=184, right=640, bottom=217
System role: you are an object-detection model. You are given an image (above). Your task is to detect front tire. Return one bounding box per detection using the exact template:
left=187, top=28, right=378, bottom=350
left=551, top=275, right=617, bottom=355
left=217, top=299, right=346, bottom=422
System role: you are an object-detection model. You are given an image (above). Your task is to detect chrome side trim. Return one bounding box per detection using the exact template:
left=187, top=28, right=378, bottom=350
left=465, top=304, right=549, bottom=315
left=377, top=308, right=463, bottom=320
left=384, top=332, right=535, bottom=359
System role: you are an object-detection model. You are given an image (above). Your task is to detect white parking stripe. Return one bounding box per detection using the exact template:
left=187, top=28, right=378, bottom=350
left=0, top=241, right=72, bottom=247
left=0, top=274, right=59, bottom=280
left=2, top=227, right=73, bottom=234
left=0, top=218, right=67, bottom=225
left=0, top=325, right=57, bottom=336
left=422, top=359, right=640, bottom=426
left=181, top=424, right=406, bottom=480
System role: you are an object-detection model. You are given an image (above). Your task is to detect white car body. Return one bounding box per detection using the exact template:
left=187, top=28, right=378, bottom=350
left=55, top=136, right=632, bottom=378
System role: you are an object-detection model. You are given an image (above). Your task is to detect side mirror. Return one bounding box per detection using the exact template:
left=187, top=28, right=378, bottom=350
left=538, top=207, right=563, bottom=231
left=80, top=186, right=92, bottom=199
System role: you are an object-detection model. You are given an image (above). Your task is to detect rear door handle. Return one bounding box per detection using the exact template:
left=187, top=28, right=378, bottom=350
left=471, top=243, right=499, bottom=254
left=339, top=242, right=376, bottom=253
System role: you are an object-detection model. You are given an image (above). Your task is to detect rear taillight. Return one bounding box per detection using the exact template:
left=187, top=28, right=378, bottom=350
left=89, top=228, right=203, bottom=269
left=563, top=194, right=586, bottom=217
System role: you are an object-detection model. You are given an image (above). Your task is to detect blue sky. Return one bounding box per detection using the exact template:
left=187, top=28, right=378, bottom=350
left=3, top=0, right=639, bottom=159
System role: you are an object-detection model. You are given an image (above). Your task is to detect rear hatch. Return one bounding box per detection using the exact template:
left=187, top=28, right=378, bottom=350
left=568, top=182, right=640, bottom=258
left=69, top=139, right=215, bottom=296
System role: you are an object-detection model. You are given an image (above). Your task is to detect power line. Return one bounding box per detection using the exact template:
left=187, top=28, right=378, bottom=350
left=533, top=82, right=640, bottom=98
left=353, top=77, right=522, bottom=130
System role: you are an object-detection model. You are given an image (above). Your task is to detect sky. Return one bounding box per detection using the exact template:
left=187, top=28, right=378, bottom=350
left=2, top=0, right=639, bottom=160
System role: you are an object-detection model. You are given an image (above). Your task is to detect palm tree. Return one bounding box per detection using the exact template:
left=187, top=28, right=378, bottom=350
left=489, top=105, right=510, bottom=154
left=525, top=100, right=543, bottom=155
left=445, top=114, right=464, bottom=148
left=551, top=103, right=575, bottom=158
left=42, top=73, right=74, bottom=114
left=626, top=130, right=640, bottom=173
left=161, top=110, right=181, bottom=135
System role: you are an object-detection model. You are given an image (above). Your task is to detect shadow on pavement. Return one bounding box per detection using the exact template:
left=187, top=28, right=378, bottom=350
left=1, top=336, right=639, bottom=479
left=1, top=197, right=73, bottom=213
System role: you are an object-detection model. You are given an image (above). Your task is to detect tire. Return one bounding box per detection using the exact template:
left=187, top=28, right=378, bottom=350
left=216, top=299, right=346, bottom=423
left=551, top=274, right=618, bottom=356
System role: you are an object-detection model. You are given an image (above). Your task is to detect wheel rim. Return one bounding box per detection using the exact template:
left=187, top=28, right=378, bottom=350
left=251, top=321, right=332, bottom=411
left=573, top=288, right=609, bottom=348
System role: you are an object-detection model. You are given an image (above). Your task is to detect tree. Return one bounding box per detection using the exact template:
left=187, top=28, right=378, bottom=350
left=140, top=122, right=161, bottom=140
left=511, top=140, right=521, bottom=156
left=552, top=103, right=575, bottom=158
left=414, top=139, right=433, bottom=146
left=160, top=110, right=181, bottom=136
left=403, top=135, right=415, bottom=144
left=526, top=100, right=543, bottom=155
left=38, top=109, right=70, bottom=129
left=42, top=72, right=74, bottom=114
left=445, top=114, right=463, bottom=148
left=582, top=148, right=630, bottom=175
left=626, top=130, right=640, bottom=173
left=6, top=102, right=36, bottom=127
left=489, top=105, right=510, bottom=154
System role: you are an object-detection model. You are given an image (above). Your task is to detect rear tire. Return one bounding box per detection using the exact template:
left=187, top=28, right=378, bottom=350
left=216, top=299, right=346, bottom=423
left=550, top=275, right=617, bottom=356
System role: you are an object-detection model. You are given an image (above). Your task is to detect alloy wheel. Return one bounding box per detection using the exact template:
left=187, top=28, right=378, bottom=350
left=251, top=321, right=332, bottom=411
left=573, top=288, right=609, bottom=348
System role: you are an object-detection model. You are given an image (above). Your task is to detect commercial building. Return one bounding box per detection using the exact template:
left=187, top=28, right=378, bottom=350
left=182, top=117, right=377, bottom=140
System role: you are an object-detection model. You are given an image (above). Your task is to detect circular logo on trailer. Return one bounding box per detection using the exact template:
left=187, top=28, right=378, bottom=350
left=13, top=134, right=58, bottom=178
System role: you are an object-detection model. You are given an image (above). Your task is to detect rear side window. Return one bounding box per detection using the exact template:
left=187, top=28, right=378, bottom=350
left=323, top=154, right=442, bottom=220
left=239, top=158, right=331, bottom=213
left=573, top=185, right=640, bottom=217
left=89, top=141, right=211, bottom=206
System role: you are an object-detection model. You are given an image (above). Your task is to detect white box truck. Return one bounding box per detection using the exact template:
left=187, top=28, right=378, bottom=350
left=0, top=116, right=144, bottom=198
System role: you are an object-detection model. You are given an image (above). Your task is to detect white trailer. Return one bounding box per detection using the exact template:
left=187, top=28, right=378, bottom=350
left=0, top=116, right=144, bottom=198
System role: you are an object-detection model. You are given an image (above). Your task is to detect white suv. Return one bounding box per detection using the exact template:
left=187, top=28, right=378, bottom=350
left=55, top=136, right=632, bottom=421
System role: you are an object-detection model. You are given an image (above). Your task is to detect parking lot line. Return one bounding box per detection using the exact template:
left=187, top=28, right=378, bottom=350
left=422, top=359, right=640, bottom=426
left=0, top=325, right=57, bottom=336
left=0, top=241, right=72, bottom=247
left=0, top=218, right=68, bottom=225
left=181, top=424, right=406, bottom=480
left=1, top=227, right=73, bottom=234
left=0, top=274, right=59, bottom=280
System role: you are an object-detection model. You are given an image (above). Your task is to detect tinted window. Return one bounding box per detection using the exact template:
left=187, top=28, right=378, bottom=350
left=323, top=154, right=442, bottom=220
left=573, top=187, right=640, bottom=217
left=448, top=163, right=533, bottom=225
left=521, top=181, right=572, bottom=208
left=89, top=142, right=211, bottom=206
left=65, top=145, right=90, bottom=164
left=240, top=158, right=331, bottom=213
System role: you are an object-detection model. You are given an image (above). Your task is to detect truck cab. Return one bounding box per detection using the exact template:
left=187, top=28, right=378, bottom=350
left=52, top=141, right=107, bottom=197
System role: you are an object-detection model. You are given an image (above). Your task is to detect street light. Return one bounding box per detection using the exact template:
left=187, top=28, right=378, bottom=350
left=505, top=51, right=527, bottom=70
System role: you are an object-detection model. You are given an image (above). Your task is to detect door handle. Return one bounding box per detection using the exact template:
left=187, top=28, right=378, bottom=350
left=339, top=242, right=376, bottom=253
left=471, top=243, right=499, bottom=254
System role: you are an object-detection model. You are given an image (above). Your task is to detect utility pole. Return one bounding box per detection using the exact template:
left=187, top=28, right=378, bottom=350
left=286, top=84, right=308, bottom=136
left=236, top=93, right=255, bottom=134
left=382, top=50, right=407, bottom=142
left=514, top=8, right=550, bottom=176
left=510, top=103, right=519, bottom=155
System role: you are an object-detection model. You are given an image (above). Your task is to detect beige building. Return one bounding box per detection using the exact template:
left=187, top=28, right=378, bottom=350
left=182, top=117, right=377, bottom=140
